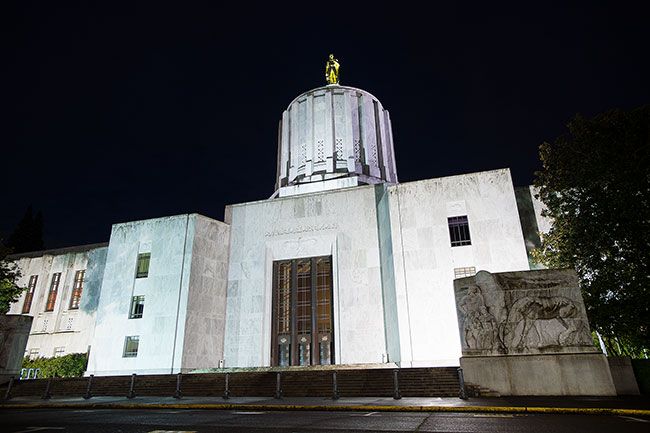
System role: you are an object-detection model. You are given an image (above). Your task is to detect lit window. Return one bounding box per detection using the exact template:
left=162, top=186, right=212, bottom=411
left=135, top=253, right=150, bottom=278
left=53, top=347, right=65, bottom=357
left=22, top=275, right=38, bottom=313
left=28, top=348, right=40, bottom=360
left=123, top=336, right=139, bottom=358
left=448, top=215, right=472, bottom=247
left=69, top=270, right=85, bottom=310
left=454, top=266, right=477, bottom=279
left=129, top=296, right=145, bottom=319
left=45, top=273, right=61, bottom=312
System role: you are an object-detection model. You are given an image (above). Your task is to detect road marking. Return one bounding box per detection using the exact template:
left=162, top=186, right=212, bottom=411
left=619, top=416, right=649, bottom=423
left=349, top=412, right=380, bottom=417
left=473, top=413, right=515, bottom=418
left=231, top=411, right=265, bottom=415
left=13, top=428, right=65, bottom=433
left=148, top=431, right=197, bottom=433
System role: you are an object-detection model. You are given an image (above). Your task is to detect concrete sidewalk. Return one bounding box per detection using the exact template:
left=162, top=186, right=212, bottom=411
left=1, top=395, right=649, bottom=416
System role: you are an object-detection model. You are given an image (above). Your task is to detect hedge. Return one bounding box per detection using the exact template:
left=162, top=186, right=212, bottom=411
left=22, top=353, right=88, bottom=378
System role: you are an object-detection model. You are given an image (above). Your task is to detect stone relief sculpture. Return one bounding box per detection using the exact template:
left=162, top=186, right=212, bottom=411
left=453, top=269, right=597, bottom=356
left=457, top=286, right=504, bottom=353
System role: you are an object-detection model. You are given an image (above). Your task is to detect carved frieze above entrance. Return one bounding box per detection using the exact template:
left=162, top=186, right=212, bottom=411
left=264, top=223, right=338, bottom=237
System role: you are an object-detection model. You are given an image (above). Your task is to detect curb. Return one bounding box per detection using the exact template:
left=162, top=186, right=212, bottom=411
left=1, top=402, right=649, bottom=416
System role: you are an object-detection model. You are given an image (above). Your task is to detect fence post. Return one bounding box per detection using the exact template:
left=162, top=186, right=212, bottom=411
left=83, top=375, right=94, bottom=400
left=275, top=372, right=282, bottom=399
left=457, top=367, right=468, bottom=400
left=332, top=371, right=340, bottom=400
left=393, top=369, right=402, bottom=400
left=223, top=373, right=230, bottom=400
left=4, top=377, right=14, bottom=400
left=173, top=372, right=182, bottom=399
left=126, top=373, right=136, bottom=399
left=42, top=377, right=52, bottom=400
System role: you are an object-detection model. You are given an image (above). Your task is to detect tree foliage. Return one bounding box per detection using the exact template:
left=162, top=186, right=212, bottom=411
left=5, top=205, right=44, bottom=254
left=533, top=105, right=650, bottom=356
left=0, top=242, right=24, bottom=314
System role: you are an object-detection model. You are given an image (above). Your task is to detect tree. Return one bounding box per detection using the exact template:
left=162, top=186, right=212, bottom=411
left=0, top=242, right=24, bottom=314
left=5, top=206, right=44, bottom=254
left=533, top=105, right=649, bottom=357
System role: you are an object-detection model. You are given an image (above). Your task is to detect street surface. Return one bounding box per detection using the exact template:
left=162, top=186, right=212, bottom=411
left=0, top=408, right=649, bottom=432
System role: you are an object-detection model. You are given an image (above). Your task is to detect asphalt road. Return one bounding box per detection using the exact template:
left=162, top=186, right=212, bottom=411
left=0, top=408, right=649, bottom=433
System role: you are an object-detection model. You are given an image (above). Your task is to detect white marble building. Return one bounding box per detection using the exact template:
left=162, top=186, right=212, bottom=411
left=7, top=244, right=108, bottom=360
left=7, top=82, right=550, bottom=375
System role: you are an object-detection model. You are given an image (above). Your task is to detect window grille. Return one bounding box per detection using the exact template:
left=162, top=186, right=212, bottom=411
left=22, top=275, right=38, bottom=313
left=45, top=273, right=61, bottom=311
left=123, top=336, right=139, bottom=357
left=136, top=253, right=151, bottom=278
left=129, top=296, right=145, bottom=319
left=454, top=266, right=477, bottom=279
left=69, top=270, right=85, bottom=309
left=448, top=215, right=472, bottom=247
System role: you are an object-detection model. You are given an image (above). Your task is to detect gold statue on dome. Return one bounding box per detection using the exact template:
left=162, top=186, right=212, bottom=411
left=325, top=54, right=340, bottom=85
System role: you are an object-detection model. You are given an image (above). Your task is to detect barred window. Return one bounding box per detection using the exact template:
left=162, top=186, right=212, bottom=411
left=136, top=253, right=150, bottom=278
left=22, top=275, right=38, bottom=313
left=69, top=270, right=85, bottom=310
left=123, top=336, right=139, bottom=357
left=129, top=295, right=145, bottom=319
left=45, top=273, right=61, bottom=312
left=448, top=215, right=471, bottom=247
left=454, top=266, right=477, bottom=279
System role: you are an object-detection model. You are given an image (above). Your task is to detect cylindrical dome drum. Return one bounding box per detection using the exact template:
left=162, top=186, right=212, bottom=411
left=275, top=85, right=398, bottom=196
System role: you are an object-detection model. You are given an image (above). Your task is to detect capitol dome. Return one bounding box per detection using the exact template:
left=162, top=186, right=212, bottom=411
left=275, top=84, right=398, bottom=197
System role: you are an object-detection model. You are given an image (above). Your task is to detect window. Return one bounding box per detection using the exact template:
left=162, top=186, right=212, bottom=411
left=28, top=348, right=40, bottom=360
left=45, top=272, right=61, bottom=312
left=123, top=336, right=139, bottom=357
left=22, top=275, right=38, bottom=313
left=53, top=347, right=65, bottom=357
left=454, top=266, right=477, bottom=279
left=271, top=256, right=334, bottom=367
left=448, top=215, right=472, bottom=247
left=69, top=270, right=85, bottom=309
left=129, top=295, right=145, bottom=319
left=135, top=253, right=151, bottom=278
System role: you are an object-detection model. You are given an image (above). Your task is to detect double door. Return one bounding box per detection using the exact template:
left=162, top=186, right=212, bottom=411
left=271, top=256, right=334, bottom=366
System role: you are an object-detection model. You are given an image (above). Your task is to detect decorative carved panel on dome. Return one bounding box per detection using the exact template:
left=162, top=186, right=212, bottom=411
left=276, top=85, right=398, bottom=193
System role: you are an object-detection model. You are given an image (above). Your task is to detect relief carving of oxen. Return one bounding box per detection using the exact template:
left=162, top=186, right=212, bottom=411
left=502, top=296, right=582, bottom=350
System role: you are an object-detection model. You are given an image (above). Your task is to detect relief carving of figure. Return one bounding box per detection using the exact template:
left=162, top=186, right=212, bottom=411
left=458, top=286, right=503, bottom=352
left=503, top=296, right=584, bottom=349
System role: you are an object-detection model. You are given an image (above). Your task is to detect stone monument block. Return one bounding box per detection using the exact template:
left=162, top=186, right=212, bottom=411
left=454, top=270, right=616, bottom=396
left=0, top=315, right=33, bottom=383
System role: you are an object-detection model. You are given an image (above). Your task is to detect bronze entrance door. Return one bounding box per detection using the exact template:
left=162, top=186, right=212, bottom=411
left=271, top=256, right=334, bottom=366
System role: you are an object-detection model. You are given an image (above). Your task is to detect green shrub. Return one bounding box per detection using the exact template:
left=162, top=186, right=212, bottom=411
left=22, top=353, right=88, bottom=378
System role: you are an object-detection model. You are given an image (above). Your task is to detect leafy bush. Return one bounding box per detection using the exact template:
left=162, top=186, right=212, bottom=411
left=22, top=353, right=88, bottom=378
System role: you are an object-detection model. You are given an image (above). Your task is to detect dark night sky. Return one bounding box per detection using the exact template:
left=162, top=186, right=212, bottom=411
left=4, top=2, right=649, bottom=249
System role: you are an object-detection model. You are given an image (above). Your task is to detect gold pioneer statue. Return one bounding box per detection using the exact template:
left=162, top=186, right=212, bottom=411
left=325, top=54, right=340, bottom=85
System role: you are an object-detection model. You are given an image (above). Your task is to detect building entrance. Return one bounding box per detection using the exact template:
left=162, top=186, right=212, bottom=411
left=271, top=256, right=334, bottom=366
